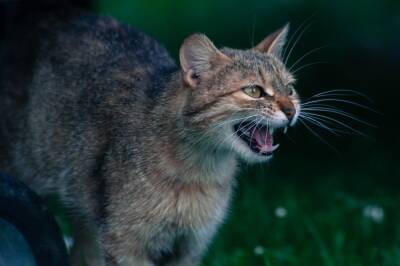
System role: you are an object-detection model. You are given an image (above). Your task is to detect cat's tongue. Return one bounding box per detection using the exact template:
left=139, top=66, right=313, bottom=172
left=253, top=128, right=279, bottom=153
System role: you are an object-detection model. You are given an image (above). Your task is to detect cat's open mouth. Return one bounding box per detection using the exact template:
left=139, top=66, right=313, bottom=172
left=233, top=121, right=283, bottom=157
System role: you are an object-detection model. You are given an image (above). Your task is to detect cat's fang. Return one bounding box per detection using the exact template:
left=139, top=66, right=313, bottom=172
left=233, top=121, right=282, bottom=157
left=244, top=130, right=251, bottom=137
left=284, top=127, right=288, bottom=134
left=260, top=143, right=279, bottom=153
left=270, top=143, right=280, bottom=152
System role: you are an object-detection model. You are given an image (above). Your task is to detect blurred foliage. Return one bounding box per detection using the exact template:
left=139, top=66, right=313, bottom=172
left=95, top=0, right=400, bottom=54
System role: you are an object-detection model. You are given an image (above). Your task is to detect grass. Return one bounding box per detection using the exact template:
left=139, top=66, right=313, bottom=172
left=202, top=157, right=400, bottom=266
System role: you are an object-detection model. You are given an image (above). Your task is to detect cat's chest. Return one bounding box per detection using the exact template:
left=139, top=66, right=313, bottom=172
left=143, top=181, right=232, bottom=255
left=173, top=182, right=232, bottom=229
left=149, top=152, right=237, bottom=228
left=172, top=159, right=236, bottom=228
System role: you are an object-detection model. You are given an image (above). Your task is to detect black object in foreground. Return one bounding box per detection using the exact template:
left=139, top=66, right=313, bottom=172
left=0, top=172, right=68, bottom=266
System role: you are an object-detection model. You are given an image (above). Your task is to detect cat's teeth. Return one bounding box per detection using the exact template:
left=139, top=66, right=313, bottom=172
left=271, top=144, right=280, bottom=151
left=284, top=127, right=288, bottom=134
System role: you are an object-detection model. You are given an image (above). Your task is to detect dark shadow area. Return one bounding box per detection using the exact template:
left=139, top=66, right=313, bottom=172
left=0, top=172, right=68, bottom=266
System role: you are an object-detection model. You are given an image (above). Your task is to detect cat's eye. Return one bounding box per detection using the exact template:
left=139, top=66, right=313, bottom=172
left=242, top=86, right=263, bottom=98
left=288, top=85, right=295, bottom=96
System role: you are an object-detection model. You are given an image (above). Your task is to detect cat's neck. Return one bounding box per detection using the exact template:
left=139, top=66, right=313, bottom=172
left=150, top=72, right=238, bottom=185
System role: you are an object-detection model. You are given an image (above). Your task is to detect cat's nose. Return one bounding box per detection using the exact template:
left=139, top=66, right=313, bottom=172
left=276, top=96, right=296, bottom=122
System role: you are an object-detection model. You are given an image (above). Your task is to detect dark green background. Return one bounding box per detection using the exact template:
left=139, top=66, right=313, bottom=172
left=91, top=0, right=400, bottom=265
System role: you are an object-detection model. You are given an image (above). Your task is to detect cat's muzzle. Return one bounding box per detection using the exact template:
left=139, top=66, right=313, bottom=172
left=233, top=121, right=286, bottom=157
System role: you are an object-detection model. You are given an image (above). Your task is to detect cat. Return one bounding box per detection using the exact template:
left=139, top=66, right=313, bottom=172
left=0, top=7, right=300, bottom=266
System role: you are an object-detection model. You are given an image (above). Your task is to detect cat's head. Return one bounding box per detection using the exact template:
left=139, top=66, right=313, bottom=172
left=179, top=24, right=300, bottom=163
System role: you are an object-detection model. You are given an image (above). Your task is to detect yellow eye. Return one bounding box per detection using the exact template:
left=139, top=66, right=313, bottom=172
left=288, top=85, right=295, bottom=96
left=242, top=86, right=263, bottom=98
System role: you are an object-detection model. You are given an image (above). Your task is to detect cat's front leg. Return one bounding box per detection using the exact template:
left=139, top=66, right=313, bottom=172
left=166, top=227, right=218, bottom=266
left=101, top=229, right=155, bottom=266
left=104, top=254, right=154, bottom=266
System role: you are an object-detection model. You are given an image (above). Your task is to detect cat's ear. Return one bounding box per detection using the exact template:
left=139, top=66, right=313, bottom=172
left=253, top=23, right=289, bottom=58
left=179, top=33, right=231, bottom=88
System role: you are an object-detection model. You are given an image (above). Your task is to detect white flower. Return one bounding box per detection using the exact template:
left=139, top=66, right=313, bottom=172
left=254, top=245, right=265, bottom=255
left=363, top=204, right=384, bottom=223
left=274, top=206, right=287, bottom=218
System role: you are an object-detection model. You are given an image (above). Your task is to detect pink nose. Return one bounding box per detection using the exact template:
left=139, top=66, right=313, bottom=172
left=276, top=96, right=295, bottom=121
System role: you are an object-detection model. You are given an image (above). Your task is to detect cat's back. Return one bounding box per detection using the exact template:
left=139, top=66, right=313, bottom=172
left=29, top=10, right=178, bottom=110
left=41, top=10, right=176, bottom=77
left=0, top=8, right=176, bottom=107
left=0, top=8, right=176, bottom=181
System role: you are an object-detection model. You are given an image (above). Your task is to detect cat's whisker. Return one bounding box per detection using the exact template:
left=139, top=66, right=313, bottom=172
left=235, top=117, right=261, bottom=138
left=248, top=116, right=264, bottom=148
left=188, top=116, right=240, bottom=146
left=209, top=113, right=257, bottom=131
left=299, top=114, right=341, bottom=135
left=209, top=114, right=260, bottom=151
left=202, top=108, right=259, bottom=149
left=265, top=118, right=271, bottom=144
left=298, top=118, right=339, bottom=153
left=284, top=21, right=313, bottom=65
left=193, top=113, right=260, bottom=147
left=282, top=22, right=304, bottom=60
left=301, top=112, right=371, bottom=139
left=221, top=116, right=263, bottom=153
left=300, top=103, right=356, bottom=114
left=301, top=107, right=377, bottom=127
left=283, top=131, right=297, bottom=144
left=291, top=61, right=328, bottom=74
left=299, top=113, right=359, bottom=135
left=308, top=93, right=364, bottom=99
left=196, top=108, right=257, bottom=133
left=307, top=89, right=374, bottom=103
left=301, top=98, right=379, bottom=113
left=227, top=117, right=262, bottom=153
left=282, top=14, right=315, bottom=61
left=288, top=45, right=328, bottom=72
left=235, top=116, right=262, bottom=140
left=249, top=15, right=257, bottom=48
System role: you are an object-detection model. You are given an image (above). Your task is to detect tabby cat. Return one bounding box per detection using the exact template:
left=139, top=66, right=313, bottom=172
left=0, top=7, right=300, bottom=266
